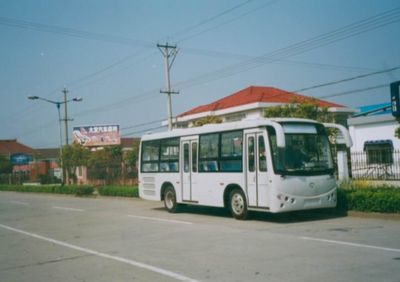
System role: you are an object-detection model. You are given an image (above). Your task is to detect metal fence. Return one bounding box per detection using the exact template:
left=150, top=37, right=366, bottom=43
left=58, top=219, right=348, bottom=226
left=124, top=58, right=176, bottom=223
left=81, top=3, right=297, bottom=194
left=351, top=149, right=400, bottom=180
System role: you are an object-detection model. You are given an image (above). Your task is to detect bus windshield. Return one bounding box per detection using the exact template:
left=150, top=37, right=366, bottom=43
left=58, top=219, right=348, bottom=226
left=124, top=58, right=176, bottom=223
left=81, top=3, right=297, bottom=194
left=268, top=123, right=334, bottom=175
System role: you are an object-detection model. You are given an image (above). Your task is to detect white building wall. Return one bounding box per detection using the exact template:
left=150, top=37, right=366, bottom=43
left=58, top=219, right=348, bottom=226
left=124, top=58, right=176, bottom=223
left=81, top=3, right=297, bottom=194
left=348, top=115, right=400, bottom=152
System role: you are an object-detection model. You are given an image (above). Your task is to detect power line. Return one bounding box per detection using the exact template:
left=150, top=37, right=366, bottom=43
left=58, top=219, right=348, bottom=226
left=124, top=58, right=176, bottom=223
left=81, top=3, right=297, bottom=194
left=182, top=47, right=374, bottom=72
left=176, top=0, right=277, bottom=43
left=173, top=6, right=400, bottom=90
left=318, top=84, right=390, bottom=99
left=120, top=119, right=165, bottom=131
left=293, top=66, right=400, bottom=92
left=0, top=0, right=260, bottom=97
left=50, top=7, right=400, bottom=122
left=16, top=5, right=400, bottom=143
left=122, top=125, right=166, bottom=137
left=68, top=51, right=157, bottom=91
left=66, top=1, right=263, bottom=93
left=0, top=16, right=153, bottom=48
left=170, top=0, right=254, bottom=40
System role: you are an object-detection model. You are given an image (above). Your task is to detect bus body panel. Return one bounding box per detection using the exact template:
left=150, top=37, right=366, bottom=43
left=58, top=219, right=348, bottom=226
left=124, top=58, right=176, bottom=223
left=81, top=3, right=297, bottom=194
left=139, top=172, right=181, bottom=202
left=268, top=174, right=337, bottom=212
left=191, top=172, right=245, bottom=207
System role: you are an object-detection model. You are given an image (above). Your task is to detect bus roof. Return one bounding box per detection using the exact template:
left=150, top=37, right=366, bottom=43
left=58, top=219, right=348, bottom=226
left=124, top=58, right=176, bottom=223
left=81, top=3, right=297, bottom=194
left=141, top=117, right=319, bottom=144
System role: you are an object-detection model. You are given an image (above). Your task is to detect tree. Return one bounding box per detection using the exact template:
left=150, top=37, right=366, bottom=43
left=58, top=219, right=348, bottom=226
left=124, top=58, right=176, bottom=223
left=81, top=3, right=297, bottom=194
left=124, top=139, right=140, bottom=178
left=395, top=117, right=400, bottom=139
left=194, top=116, right=222, bottom=127
left=264, top=97, right=335, bottom=123
left=264, top=98, right=339, bottom=142
left=0, top=154, right=12, bottom=174
left=87, top=146, right=123, bottom=184
left=61, top=143, right=90, bottom=184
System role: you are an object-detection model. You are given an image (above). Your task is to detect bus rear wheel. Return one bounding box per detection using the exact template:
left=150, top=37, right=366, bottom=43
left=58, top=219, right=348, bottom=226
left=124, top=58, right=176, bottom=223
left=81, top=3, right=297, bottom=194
left=164, top=186, right=179, bottom=213
left=229, top=188, right=248, bottom=220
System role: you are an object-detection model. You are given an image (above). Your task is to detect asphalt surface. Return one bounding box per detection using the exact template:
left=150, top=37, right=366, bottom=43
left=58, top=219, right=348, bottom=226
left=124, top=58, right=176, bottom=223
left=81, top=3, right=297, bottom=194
left=0, top=191, right=399, bottom=282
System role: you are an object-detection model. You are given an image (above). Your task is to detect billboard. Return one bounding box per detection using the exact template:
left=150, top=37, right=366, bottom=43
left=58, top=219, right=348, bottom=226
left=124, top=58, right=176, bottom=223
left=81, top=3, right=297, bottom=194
left=73, top=125, right=121, bottom=147
left=10, top=153, right=33, bottom=165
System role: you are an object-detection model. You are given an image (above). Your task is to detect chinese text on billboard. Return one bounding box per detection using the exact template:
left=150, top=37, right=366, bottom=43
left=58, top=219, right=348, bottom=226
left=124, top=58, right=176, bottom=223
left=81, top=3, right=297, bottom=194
left=73, top=125, right=120, bottom=146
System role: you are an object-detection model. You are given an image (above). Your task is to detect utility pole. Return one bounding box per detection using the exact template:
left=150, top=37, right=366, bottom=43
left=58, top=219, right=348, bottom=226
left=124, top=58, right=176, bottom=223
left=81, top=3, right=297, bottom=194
left=28, top=93, right=82, bottom=185
left=157, top=43, right=179, bottom=131
left=62, top=87, right=73, bottom=184
left=62, top=87, right=71, bottom=145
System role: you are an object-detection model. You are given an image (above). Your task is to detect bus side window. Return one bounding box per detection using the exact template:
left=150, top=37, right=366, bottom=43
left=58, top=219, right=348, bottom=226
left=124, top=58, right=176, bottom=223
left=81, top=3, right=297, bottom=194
left=141, top=141, right=160, bottom=172
left=192, top=142, right=198, bottom=172
left=258, top=135, right=267, bottom=172
left=248, top=137, right=255, bottom=172
left=199, top=133, right=219, bottom=172
left=184, top=143, right=190, bottom=173
left=159, top=138, right=180, bottom=172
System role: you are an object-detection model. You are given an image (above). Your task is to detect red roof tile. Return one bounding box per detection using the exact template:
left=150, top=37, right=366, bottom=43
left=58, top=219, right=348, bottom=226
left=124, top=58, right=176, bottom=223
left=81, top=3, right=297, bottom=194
left=178, top=86, right=345, bottom=117
left=0, top=139, right=37, bottom=156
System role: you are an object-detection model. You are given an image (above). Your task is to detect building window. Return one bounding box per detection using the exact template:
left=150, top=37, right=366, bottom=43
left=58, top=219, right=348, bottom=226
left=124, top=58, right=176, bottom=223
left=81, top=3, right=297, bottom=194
left=364, top=140, right=393, bottom=165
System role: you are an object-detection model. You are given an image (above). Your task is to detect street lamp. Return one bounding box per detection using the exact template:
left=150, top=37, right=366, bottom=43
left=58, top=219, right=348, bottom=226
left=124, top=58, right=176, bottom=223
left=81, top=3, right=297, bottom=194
left=28, top=92, right=83, bottom=184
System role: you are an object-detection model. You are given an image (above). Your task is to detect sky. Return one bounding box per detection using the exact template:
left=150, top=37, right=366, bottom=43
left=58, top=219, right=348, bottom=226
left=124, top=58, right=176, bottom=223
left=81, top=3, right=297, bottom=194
left=0, top=0, right=399, bottom=148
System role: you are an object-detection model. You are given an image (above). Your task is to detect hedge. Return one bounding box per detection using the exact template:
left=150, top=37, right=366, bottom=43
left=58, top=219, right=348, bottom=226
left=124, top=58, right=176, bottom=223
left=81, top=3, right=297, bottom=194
left=0, top=184, right=93, bottom=196
left=338, top=188, right=400, bottom=213
left=97, top=185, right=138, bottom=198
left=0, top=184, right=138, bottom=198
left=337, top=180, right=400, bottom=213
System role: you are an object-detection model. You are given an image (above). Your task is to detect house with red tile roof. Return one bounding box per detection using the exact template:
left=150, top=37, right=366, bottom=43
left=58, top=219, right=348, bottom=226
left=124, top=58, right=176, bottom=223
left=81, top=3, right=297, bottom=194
left=0, top=139, right=37, bottom=157
left=173, top=86, right=356, bottom=128
left=0, top=139, right=39, bottom=183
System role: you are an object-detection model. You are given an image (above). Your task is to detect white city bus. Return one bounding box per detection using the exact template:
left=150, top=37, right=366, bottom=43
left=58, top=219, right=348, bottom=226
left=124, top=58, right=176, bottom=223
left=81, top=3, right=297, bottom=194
left=138, top=118, right=352, bottom=219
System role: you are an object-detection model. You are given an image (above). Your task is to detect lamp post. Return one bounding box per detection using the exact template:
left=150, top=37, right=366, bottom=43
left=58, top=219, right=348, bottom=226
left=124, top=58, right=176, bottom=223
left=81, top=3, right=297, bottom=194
left=28, top=94, right=82, bottom=184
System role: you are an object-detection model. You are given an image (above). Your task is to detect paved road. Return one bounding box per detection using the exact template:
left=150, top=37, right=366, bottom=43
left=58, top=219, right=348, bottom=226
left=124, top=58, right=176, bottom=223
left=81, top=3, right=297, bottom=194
left=0, top=191, right=399, bottom=282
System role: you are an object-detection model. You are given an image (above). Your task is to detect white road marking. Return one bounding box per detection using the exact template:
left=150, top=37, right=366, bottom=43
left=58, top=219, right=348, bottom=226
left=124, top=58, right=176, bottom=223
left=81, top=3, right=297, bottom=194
left=301, top=236, right=400, bottom=253
left=127, top=215, right=193, bottom=225
left=0, top=223, right=199, bottom=282
left=52, top=206, right=85, bottom=212
left=9, top=201, right=30, bottom=206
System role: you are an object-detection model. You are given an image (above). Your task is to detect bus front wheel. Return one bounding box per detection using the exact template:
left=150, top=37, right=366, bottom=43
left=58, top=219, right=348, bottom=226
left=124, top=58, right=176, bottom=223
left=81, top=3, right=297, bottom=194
left=229, top=189, right=248, bottom=220
left=164, top=186, right=179, bottom=213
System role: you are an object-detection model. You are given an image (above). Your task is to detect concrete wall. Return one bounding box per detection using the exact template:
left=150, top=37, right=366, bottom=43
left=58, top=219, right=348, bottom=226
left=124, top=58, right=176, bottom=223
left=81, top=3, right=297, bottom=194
left=348, top=114, right=400, bottom=152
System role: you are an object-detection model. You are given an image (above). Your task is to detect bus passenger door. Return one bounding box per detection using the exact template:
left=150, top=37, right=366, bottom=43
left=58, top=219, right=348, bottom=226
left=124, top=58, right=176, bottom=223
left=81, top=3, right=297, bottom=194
left=246, top=132, right=269, bottom=208
left=181, top=139, right=198, bottom=202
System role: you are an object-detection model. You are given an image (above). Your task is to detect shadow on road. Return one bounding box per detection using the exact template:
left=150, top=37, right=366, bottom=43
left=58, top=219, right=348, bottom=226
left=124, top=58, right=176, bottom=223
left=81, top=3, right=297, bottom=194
left=249, top=209, right=347, bottom=224
left=153, top=205, right=347, bottom=224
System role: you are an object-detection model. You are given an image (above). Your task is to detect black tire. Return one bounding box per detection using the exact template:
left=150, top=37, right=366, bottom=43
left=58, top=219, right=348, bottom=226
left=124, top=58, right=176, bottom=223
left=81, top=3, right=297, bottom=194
left=229, top=188, right=248, bottom=220
left=164, top=186, right=179, bottom=213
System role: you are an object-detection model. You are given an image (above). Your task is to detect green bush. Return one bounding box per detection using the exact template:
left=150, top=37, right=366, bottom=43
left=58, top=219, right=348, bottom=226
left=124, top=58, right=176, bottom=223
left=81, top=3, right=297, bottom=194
left=338, top=187, right=400, bottom=213
left=0, top=184, right=136, bottom=198
left=98, top=185, right=138, bottom=197
left=0, top=184, right=93, bottom=196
